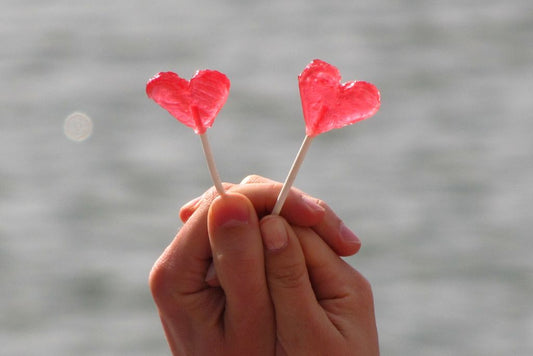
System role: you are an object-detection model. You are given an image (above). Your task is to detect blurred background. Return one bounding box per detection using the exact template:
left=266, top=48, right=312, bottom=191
left=1, top=0, right=532, bottom=354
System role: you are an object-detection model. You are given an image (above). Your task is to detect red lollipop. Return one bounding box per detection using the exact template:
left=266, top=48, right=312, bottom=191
left=273, top=59, right=381, bottom=214
left=146, top=70, right=230, bottom=195
left=299, top=59, right=381, bottom=136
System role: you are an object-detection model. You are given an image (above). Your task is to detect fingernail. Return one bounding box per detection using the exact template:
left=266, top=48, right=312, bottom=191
left=240, top=175, right=254, bottom=184
left=301, top=195, right=325, bottom=214
left=212, top=197, right=251, bottom=228
left=261, top=217, right=288, bottom=251
left=339, top=222, right=361, bottom=245
left=181, top=196, right=202, bottom=211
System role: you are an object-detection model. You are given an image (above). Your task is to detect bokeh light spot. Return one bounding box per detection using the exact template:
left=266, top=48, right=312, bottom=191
left=64, top=112, right=93, bottom=142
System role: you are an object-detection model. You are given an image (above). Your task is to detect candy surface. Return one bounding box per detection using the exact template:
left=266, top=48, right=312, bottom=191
left=298, top=59, right=381, bottom=137
left=146, top=70, right=230, bottom=134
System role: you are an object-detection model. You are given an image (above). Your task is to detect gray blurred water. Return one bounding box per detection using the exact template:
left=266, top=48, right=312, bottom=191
left=1, top=0, right=532, bottom=354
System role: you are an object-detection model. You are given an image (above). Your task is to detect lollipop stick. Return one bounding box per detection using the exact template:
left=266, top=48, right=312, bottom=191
left=272, top=134, right=314, bottom=215
left=199, top=132, right=225, bottom=196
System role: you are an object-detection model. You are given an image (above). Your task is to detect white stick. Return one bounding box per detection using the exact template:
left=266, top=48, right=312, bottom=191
left=199, top=132, right=225, bottom=196
left=272, top=135, right=314, bottom=215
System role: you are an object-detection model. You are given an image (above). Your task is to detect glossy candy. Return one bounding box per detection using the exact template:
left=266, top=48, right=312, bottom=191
left=146, top=69, right=230, bottom=195
left=298, top=59, right=380, bottom=137
left=272, top=59, right=381, bottom=215
left=146, top=70, right=230, bottom=134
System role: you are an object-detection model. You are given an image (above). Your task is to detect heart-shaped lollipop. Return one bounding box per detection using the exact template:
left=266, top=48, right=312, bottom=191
left=272, top=59, right=381, bottom=214
left=299, top=59, right=381, bottom=137
left=146, top=70, right=230, bottom=134
left=146, top=70, right=230, bottom=195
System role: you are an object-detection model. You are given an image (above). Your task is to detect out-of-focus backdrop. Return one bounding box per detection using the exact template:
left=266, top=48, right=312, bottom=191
left=2, top=0, right=532, bottom=354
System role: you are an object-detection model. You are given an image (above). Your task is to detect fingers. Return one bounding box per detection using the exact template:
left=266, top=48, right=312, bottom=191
left=242, top=175, right=362, bottom=256
left=232, top=182, right=325, bottom=225
left=207, top=193, right=274, bottom=350
left=259, top=215, right=339, bottom=354
left=178, top=174, right=362, bottom=257
left=260, top=216, right=378, bottom=355
left=179, top=182, right=234, bottom=222
left=151, top=192, right=276, bottom=355
left=311, top=201, right=361, bottom=256
left=178, top=196, right=202, bottom=222
left=149, top=199, right=214, bottom=318
left=293, top=225, right=379, bottom=355
left=180, top=178, right=325, bottom=227
left=293, top=226, right=372, bottom=303
left=207, top=192, right=268, bottom=309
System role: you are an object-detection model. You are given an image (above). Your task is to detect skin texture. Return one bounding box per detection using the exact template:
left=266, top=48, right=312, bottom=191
left=149, top=175, right=379, bottom=355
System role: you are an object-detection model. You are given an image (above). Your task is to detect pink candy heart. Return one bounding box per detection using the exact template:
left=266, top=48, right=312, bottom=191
left=298, top=59, right=381, bottom=137
left=146, top=70, right=230, bottom=134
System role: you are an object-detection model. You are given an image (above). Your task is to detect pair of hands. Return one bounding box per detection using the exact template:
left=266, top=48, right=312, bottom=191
left=149, top=175, right=379, bottom=355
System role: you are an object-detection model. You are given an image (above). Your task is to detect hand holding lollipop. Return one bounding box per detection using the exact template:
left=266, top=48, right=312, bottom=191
left=146, top=60, right=381, bottom=356
left=146, top=70, right=230, bottom=195
left=272, top=59, right=381, bottom=214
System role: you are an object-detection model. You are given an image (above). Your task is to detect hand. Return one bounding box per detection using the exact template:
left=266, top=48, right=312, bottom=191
left=260, top=215, right=379, bottom=355
left=149, top=181, right=332, bottom=355
left=149, top=177, right=378, bottom=355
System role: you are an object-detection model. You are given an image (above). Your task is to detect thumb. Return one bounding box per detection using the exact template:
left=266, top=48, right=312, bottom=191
left=207, top=193, right=274, bottom=349
left=259, top=216, right=334, bottom=353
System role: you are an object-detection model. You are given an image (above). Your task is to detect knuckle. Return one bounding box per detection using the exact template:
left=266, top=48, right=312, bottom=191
left=269, top=262, right=308, bottom=289
left=148, top=252, right=184, bottom=309
left=148, top=257, right=172, bottom=302
left=203, top=186, right=220, bottom=201
left=348, top=268, right=374, bottom=304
